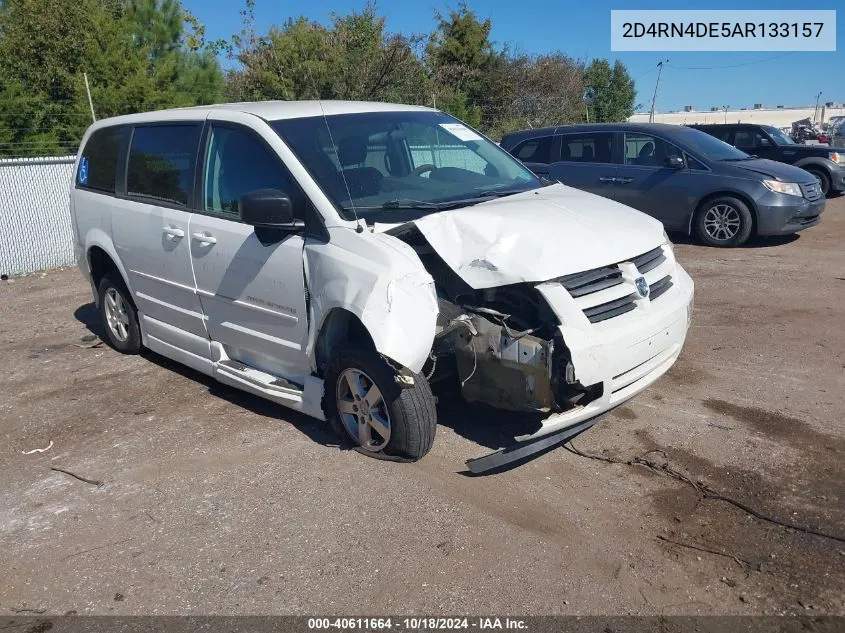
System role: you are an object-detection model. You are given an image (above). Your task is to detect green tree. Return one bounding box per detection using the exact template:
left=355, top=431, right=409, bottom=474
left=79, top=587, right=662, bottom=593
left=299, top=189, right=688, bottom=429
left=227, top=3, right=427, bottom=105
left=424, top=3, right=499, bottom=128
left=0, top=0, right=223, bottom=157
left=584, top=58, right=636, bottom=123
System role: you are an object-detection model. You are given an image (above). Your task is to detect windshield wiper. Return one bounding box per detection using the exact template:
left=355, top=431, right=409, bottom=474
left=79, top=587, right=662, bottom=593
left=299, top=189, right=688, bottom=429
left=718, top=156, right=757, bottom=161
left=380, top=198, right=441, bottom=210
left=378, top=188, right=529, bottom=213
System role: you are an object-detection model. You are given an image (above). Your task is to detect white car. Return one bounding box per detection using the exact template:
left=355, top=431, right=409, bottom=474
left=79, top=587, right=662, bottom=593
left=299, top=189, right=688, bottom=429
left=70, top=101, right=694, bottom=468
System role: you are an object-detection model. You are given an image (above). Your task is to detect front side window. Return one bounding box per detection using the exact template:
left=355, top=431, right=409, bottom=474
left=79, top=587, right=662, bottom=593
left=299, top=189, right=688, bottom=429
left=512, top=136, right=553, bottom=163
left=272, top=111, right=538, bottom=222
left=733, top=129, right=769, bottom=151
left=671, top=127, right=751, bottom=162
left=623, top=133, right=682, bottom=167
left=77, top=127, right=124, bottom=194
left=762, top=126, right=795, bottom=146
left=127, top=124, right=201, bottom=207
left=204, top=126, right=301, bottom=218
left=560, top=133, right=613, bottom=164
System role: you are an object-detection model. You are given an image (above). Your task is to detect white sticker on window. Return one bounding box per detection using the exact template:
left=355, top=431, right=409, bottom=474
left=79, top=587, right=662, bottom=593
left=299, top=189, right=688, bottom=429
left=439, top=123, right=483, bottom=142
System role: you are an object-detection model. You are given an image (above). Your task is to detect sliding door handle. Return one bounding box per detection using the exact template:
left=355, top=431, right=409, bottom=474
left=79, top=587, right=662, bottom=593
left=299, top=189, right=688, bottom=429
left=192, top=232, right=217, bottom=245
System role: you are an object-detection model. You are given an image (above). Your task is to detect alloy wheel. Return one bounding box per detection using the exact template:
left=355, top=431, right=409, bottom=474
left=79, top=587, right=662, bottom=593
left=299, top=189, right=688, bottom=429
left=336, top=368, right=391, bottom=451
left=104, top=287, right=130, bottom=342
left=703, top=204, right=741, bottom=241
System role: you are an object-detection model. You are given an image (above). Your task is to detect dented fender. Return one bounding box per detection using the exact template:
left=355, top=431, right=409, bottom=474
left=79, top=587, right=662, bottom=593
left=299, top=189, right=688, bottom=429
left=304, top=228, right=439, bottom=373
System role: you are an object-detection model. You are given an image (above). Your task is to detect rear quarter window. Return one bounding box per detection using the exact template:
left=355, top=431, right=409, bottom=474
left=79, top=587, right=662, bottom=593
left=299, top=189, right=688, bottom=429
left=76, top=127, right=125, bottom=194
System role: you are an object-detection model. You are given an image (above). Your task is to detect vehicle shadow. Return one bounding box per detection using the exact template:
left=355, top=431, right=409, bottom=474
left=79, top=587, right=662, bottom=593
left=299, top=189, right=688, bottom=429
left=74, top=301, right=105, bottom=339
left=73, top=302, right=339, bottom=450
left=667, top=231, right=800, bottom=248
left=141, top=349, right=340, bottom=448
left=74, top=301, right=588, bottom=470
left=434, top=392, right=546, bottom=451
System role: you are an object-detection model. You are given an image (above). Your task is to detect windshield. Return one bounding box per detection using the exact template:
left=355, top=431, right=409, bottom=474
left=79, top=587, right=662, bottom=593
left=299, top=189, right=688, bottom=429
left=271, top=110, right=540, bottom=223
left=682, top=127, right=752, bottom=161
left=763, top=125, right=796, bottom=145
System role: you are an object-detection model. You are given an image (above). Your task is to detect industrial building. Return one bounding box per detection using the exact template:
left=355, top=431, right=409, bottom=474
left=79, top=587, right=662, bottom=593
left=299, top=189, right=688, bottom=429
left=629, top=104, right=845, bottom=129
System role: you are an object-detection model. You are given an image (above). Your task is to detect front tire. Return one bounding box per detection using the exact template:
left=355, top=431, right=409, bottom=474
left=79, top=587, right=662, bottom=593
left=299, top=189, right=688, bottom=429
left=694, top=196, right=754, bottom=247
left=97, top=272, right=141, bottom=354
left=323, top=346, right=437, bottom=461
left=804, top=167, right=831, bottom=197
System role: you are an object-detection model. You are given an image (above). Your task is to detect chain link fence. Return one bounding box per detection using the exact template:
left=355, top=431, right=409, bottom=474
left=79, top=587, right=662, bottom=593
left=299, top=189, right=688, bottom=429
left=0, top=155, right=76, bottom=276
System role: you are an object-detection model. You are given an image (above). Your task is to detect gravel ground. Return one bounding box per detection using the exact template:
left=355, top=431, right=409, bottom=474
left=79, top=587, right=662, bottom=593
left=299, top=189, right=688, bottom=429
left=1, top=197, right=843, bottom=616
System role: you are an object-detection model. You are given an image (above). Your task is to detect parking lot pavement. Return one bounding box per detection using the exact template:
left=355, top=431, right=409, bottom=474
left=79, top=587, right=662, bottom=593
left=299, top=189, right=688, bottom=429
left=1, top=197, right=844, bottom=617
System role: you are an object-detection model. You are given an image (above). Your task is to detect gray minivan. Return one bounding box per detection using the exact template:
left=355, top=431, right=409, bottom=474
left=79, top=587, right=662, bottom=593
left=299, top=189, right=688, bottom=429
left=500, top=123, right=825, bottom=247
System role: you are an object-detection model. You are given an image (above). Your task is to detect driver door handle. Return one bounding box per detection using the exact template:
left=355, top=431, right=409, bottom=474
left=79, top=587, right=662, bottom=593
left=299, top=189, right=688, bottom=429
left=616, top=177, right=634, bottom=184
left=162, top=226, right=184, bottom=239
left=192, top=232, right=217, bottom=245
left=599, top=176, right=616, bottom=183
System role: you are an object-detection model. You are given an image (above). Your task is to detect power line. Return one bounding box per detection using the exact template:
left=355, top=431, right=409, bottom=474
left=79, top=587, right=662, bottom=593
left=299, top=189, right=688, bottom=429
left=667, top=52, right=795, bottom=71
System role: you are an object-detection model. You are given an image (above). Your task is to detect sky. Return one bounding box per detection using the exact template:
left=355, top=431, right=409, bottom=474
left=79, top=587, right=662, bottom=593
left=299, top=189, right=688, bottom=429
left=180, top=0, right=843, bottom=112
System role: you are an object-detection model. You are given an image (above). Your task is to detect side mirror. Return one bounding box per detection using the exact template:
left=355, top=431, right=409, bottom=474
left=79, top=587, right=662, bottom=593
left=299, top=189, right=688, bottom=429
left=758, top=138, right=772, bottom=147
left=239, top=189, right=297, bottom=227
left=665, top=155, right=685, bottom=169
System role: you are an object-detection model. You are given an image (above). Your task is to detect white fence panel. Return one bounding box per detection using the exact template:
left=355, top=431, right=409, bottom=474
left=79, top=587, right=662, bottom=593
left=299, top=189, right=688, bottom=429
left=0, top=155, right=76, bottom=275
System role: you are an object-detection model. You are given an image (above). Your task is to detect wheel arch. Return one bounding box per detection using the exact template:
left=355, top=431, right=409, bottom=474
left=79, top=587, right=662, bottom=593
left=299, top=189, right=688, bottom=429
left=688, top=190, right=758, bottom=236
left=312, top=308, right=377, bottom=378
left=84, top=232, right=134, bottom=305
left=792, top=156, right=835, bottom=174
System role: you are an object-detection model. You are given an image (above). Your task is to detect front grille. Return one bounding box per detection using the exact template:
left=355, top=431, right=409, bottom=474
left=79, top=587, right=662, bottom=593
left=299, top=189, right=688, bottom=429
left=629, top=246, right=666, bottom=274
left=800, top=182, right=822, bottom=201
left=562, top=245, right=674, bottom=324
left=559, top=266, right=622, bottom=297
left=583, top=293, right=638, bottom=323
left=649, top=275, right=673, bottom=301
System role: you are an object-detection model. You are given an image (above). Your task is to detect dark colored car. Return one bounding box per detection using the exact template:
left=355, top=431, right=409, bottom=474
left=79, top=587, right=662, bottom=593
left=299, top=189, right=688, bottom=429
left=500, top=123, right=825, bottom=247
left=689, top=123, right=845, bottom=197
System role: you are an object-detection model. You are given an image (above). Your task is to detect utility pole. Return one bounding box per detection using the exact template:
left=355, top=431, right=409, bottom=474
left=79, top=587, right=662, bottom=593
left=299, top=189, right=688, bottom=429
left=723, top=105, right=729, bottom=124
left=813, top=91, right=822, bottom=127
left=83, top=72, right=96, bottom=122
left=649, top=59, right=668, bottom=123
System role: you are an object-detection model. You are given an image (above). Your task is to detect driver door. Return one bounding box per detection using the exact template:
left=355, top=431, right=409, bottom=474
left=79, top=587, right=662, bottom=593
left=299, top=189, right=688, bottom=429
left=189, top=118, right=309, bottom=377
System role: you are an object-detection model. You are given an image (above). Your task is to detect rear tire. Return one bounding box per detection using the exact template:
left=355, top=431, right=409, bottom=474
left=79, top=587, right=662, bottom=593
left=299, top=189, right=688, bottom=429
left=694, top=196, right=754, bottom=247
left=97, top=272, right=141, bottom=354
left=804, top=167, right=831, bottom=197
left=323, top=346, right=437, bottom=461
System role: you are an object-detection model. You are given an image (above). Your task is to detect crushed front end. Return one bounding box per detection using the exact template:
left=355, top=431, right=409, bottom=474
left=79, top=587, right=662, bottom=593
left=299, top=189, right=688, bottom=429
left=393, top=226, right=694, bottom=468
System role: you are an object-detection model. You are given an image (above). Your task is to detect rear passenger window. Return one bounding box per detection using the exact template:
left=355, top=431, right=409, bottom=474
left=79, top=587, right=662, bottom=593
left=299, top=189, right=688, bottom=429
left=77, top=127, right=123, bottom=194
left=512, top=136, right=553, bottom=163
left=127, top=125, right=201, bottom=207
left=204, top=126, right=301, bottom=218
left=560, top=133, right=613, bottom=164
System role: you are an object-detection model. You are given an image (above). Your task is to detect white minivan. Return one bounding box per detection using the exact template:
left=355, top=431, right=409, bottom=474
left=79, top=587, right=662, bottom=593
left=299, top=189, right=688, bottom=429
left=71, top=101, right=694, bottom=469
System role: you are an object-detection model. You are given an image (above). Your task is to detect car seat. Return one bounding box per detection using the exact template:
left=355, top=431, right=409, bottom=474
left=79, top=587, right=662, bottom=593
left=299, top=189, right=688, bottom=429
left=337, top=135, right=383, bottom=198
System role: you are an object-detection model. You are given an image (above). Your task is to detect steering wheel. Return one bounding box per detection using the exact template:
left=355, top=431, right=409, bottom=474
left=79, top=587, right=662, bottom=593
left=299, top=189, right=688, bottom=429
left=411, top=164, right=437, bottom=177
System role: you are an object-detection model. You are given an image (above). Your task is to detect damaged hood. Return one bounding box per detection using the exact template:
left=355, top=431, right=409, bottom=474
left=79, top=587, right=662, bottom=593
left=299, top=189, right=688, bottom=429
left=381, top=184, right=665, bottom=289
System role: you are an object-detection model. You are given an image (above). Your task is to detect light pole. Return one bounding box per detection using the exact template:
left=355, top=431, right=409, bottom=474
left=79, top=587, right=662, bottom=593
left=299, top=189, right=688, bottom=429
left=813, top=91, right=822, bottom=127
left=723, top=105, right=729, bottom=124
left=649, top=59, right=669, bottom=123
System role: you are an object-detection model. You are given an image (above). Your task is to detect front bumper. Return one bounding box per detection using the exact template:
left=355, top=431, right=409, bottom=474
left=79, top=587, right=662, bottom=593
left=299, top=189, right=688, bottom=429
left=831, top=165, right=845, bottom=193
left=525, top=261, right=694, bottom=442
left=756, top=191, right=825, bottom=236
